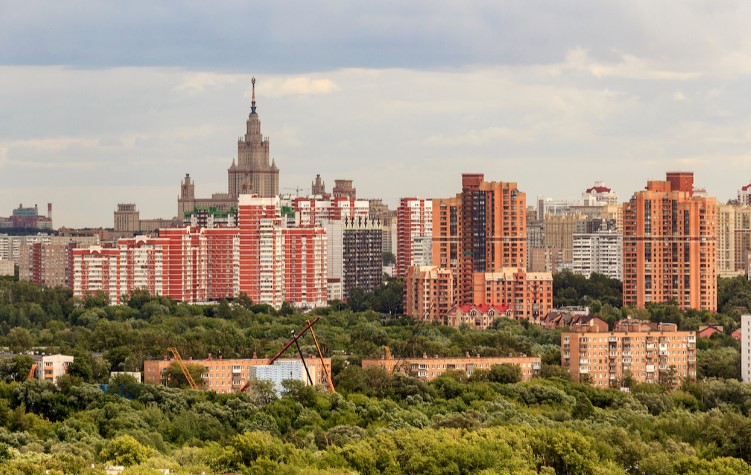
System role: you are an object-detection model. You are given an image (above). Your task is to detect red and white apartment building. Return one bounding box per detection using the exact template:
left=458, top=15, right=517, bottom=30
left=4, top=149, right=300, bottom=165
left=72, top=195, right=328, bottom=308
left=396, top=197, right=432, bottom=279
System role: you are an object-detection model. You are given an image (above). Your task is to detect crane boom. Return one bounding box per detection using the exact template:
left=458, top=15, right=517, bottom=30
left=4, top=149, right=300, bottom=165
left=167, top=347, right=200, bottom=390
left=309, top=320, right=335, bottom=392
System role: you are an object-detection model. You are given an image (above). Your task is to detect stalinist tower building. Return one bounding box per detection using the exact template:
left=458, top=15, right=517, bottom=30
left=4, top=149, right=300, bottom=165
left=228, top=77, right=279, bottom=198
left=177, top=78, right=280, bottom=220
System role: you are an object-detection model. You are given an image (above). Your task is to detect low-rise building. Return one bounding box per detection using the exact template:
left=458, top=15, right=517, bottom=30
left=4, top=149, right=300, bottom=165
left=143, top=356, right=332, bottom=394
left=362, top=355, right=541, bottom=381
left=562, top=318, right=697, bottom=388
left=445, top=304, right=510, bottom=329
left=37, top=354, right=74, bottom=383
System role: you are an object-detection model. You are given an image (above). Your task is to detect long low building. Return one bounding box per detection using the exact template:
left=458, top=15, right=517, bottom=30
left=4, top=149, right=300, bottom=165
left=362, top=355, right=541, bottom=381
left=144, top=356, right=332, bottom=394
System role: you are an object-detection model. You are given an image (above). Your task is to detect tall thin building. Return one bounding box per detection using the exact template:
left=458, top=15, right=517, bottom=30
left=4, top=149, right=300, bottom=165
left=623, top=172, right=717, bottom=311
left=457, top=174, right=526, bottom=304
left=396, top=197, right=432, bottom=278
left=227, top=78, right=279, bottom=198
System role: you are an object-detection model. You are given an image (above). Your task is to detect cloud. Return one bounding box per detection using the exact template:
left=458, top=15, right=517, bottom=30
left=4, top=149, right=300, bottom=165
left=264, top=77, right=338, bottom=97
left=173, top=72, right=240, bottom=94
left=562, top=48, right=700, bottom=80
left=424, top=127, right=526, bottom=147
left=672, top=91, right=687, bottom=102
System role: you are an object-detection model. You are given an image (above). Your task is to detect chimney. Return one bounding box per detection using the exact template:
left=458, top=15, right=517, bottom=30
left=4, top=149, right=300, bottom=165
left=47, top=203, right=52, bottom=220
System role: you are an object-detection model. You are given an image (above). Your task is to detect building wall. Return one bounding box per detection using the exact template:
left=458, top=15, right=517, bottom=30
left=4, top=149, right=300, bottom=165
left=562, top=324, right=697, bottom=388
left=0, top=259, right=13, bottom=276
left=72, top=246, right=122, bottom=303
left=623, top=172, right=717, bottom=311
left=342, top=218, right=382, bottom=297
left=362, top=356, right=541, bottom=381
left=37, top=354, right=74, bottom=383
left=543, top=213, right=583, bottom=265
left=404, top=265, right=454, bottom=321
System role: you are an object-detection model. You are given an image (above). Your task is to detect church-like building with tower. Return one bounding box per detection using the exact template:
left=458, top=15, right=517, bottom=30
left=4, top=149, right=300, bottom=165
left=177, top=77, right=280, bottom=221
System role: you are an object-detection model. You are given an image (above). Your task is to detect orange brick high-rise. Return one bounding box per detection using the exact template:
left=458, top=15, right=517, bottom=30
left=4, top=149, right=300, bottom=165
left=457, top=174, right=527, bottom=304
left=623, top=172, right=717, bottom=311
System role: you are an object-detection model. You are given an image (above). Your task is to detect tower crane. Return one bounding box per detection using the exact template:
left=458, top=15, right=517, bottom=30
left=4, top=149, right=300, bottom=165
left=167, top=347, right=200, bottom=390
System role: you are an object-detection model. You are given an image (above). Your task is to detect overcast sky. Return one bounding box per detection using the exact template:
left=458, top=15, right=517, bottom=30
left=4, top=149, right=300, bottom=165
left=2, top=1, right=751, bottom=228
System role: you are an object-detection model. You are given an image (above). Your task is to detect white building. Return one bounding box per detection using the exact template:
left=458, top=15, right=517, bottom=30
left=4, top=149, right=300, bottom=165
left=572, top=231, right=623, bottom=280
left=743, top=315, right=751, bottom=383
left=248, top=360, right=315, bottom=395
left=37, top=354, right=74, bottom=383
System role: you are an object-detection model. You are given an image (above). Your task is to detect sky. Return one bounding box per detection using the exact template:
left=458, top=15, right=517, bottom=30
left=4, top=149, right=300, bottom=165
left=2, top=1, right=751, bottom=228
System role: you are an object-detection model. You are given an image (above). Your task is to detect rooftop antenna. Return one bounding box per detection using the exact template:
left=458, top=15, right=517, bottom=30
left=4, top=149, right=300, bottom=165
left=251, top=77, right=256, bottom=114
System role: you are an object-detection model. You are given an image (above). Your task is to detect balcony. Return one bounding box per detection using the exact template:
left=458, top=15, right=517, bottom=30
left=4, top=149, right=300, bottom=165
left=579, top=359, right=589, bottom=365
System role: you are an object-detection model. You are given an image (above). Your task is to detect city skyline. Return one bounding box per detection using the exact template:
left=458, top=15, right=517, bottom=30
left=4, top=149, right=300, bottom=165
left=3, top=2, right=751, bottom=227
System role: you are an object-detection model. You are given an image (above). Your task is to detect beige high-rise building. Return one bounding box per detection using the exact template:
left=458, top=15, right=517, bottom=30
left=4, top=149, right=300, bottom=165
left=544, top=213, right=584, bottom=265
left=717, top=203, right=751, bottom=277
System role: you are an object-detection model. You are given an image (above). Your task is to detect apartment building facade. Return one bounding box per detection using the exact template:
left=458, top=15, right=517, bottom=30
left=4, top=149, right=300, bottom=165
left=362, top=355, right=541, bottom=381
left=396, top=197, right=433, bottom=278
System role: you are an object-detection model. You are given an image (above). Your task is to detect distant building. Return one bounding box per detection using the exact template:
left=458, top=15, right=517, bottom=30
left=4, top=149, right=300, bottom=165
left=332, top=179, right=356, bottom=200
left=0, top=259, right=13, bottom=276
left=572, top=230, right=623, bottom=280
left=362, top=355, right=541, bottom=381
left=342, top=217, right=382, bottom=296
left=311, top=174, right=329, bottom=198
left=249, top=360, right=314, bottom=395
left=36, top=354, right=74, bottom=383
left=404, top=265, right=454, bottom=322
left=0, top=203, right=53, bottom=230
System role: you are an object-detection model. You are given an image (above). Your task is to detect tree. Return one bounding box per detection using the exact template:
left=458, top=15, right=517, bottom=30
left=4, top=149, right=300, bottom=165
left=0, top=355, right=35, bottom=382
left=99, top=434, right=152, bottom=466
left=7, top=327, right=33, bottom=354
left=163, top=362, right=205, bottom=389
left=383, top=252, right=396, bottom=266
left=488, top=364, right=521, bottom=384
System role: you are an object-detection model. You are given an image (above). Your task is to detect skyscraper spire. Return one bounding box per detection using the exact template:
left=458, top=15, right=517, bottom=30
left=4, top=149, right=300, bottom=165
left=251, top=77, right=256, bottom=114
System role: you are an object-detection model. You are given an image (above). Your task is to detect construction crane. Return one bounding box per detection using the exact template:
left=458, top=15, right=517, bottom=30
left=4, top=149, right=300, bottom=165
left=283, top=186, right=304, bottom=197
left=27, top=363, right=37, bottom=381
left=390, top=301, right=434, bottom=376
left=239, top=316, right=335, bottom=393
left=167, top=347, right=200, bottom=390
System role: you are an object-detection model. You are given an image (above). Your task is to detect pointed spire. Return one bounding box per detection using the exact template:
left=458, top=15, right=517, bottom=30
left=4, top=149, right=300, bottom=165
left=251, top=77, right=256, bottom=114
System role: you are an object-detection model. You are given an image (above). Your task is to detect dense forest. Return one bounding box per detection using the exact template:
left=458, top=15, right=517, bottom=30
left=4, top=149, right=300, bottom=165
left=0, top=276, right=749, bottom=473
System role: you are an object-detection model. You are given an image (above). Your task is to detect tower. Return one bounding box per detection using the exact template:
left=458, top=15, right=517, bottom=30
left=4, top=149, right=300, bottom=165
left=228, top=77, right=280, bottom=198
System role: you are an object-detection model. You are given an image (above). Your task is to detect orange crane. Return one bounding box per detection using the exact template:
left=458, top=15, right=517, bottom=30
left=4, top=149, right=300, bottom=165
left=27, top=363, right=37, bottom=381
left=167, top=347, right=200, bottom=390
left=308, top=319, right=335, bottom=392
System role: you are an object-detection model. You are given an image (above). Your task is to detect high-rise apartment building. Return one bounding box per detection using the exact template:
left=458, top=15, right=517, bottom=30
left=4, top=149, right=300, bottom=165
left=716, top=203, right=751, bottom=277
left=72, top=246, right=122, bottom=303
left=457, top=174, right=527, bottom=304
left=396, top=197, right=433, bottom=278
left=472, top=268, right=553, bottom=320
left=282, top=227, right=328, bottom=308
left=562, top=318, right=697, bottom=388
left=543, top=213, right=583, bottom=266
left=623, top=172, right=717, bottom=311
left=292, top=197, right=369, bottom=227
left=342, top=217, right=382, bottom=295
left=572, top=230, right=623, bottom=280
left=238, top=195, right=285, bottom=309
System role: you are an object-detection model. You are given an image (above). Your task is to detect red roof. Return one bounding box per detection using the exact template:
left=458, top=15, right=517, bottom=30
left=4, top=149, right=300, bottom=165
left=742, top=184, right=751, bottom=191
left=586, top=186, right=611, bottom=193
left=453, top=304, right=509, bottom=314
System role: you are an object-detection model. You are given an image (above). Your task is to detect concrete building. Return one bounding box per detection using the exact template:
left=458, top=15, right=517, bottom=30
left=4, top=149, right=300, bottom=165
left=543, top=213, right=583, bottom=266
left=623, top=172, right=717, bottom=311
left=362, top=355, right=541, bottom=381
left=342, top=217, right=382, bottom=296
left=562, top=318, right=697, bottom=388
left=72, top=246, right=122, bottom=303
left=572, top=230, right=623, bottom=279
left=292, top=197, right=369, bottom=227
left=582, top=181, right=618, bottom=206
left=0, top=259, right=13, bottom=276
left=36, top=354, right=74, bottom=383
left=528, top=247, right=565, bottom=274
left=396, top=197, right=433, bottom=278
left=249, top=360, right=315, bottom=395
left=311, top=174, right=329, bottom=198
left=717, top=203, right=751, bottom=278
left=114, top=204, right=140, bottom=232
left=144, top=356, right=331, bottom=394
left=2, top=234, right=100, bottom=267
left=742, top=314, right=751, bottom=383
